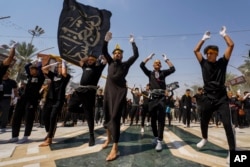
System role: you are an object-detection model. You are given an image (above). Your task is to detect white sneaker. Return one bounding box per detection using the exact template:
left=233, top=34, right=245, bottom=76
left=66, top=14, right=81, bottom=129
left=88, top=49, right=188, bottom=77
left=17, top=136, right=29, bottom=144
left=152, top=137, right=158, bottom=145
left=197, top=139, right=207, bottom=148
left=155, top=140, right=162, bottom=151
left=8, top=137, right=19, bottom=143
left=141, top=127, right=144, bottom=133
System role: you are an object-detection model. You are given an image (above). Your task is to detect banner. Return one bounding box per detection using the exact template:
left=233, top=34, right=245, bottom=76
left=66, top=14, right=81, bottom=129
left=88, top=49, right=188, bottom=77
left=57, top=0, right=112, bottom=66
left=229, top=75, right=246, bottom=86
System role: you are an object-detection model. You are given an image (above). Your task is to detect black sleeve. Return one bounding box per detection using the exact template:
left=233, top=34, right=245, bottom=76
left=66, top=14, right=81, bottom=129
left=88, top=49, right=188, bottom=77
left=140, top=62, right=151, bottom=77
left=102, top=41, right=113, bottom=64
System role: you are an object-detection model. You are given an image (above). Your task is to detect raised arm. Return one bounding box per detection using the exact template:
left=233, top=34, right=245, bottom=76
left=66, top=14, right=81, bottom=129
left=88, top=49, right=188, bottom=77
left=3, top=47, right=15, bottom=66
left=140, top=55, right=152, bottom=76
left=162, top=54, right=174, bottom=67
left=61, top=60, right=68, bottom=77
left=126, top=35, right=139, bottom=65
left=193, top=31, right=210, bottom=63
left=142, top=53, right=154, bottom=64
left=102, top=32, right=113, bottom=63
left=219, top=26, right=234, bottom=60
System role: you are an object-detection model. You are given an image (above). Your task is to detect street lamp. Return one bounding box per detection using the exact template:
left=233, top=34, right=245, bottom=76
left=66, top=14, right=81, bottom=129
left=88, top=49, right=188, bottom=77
left=0, top=16, right=10, bottom=20
left=28, top=25, right=45, bottom=44
left=15, top=26, right=45, bottom=82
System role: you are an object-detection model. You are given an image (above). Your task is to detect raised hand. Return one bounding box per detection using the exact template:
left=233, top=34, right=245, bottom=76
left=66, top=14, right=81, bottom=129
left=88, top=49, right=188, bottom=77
left=147, top=53, right=155, bottom=60
left=10, top=40, right=20, bottom=48
left=219, top=26, right=227, bottom=37
left=162, top=54, right=168, bottom=61
left=202, top=31, right=211, bottom=41
left=62, top=59, right=66, bottom=68
left=129, top=34, right=135, bottom=43
left=105, top=32, right=112, bottom=42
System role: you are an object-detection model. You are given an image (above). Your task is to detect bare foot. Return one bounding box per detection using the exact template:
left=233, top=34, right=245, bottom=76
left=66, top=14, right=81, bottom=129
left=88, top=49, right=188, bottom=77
left=102, top=140, right=110, bottom=149
left=106, top=150, right=119, bottom=161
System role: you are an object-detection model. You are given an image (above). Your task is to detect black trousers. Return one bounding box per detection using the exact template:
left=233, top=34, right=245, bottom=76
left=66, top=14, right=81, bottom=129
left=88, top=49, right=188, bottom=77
left=141, top=103, right=150, bottom=127
left=43, top=99, right=64, bottom=138
left=68, top=89, right=96, bottom=136
left=12, top=97, right=38, bottom=137
left=129, top=105, right=140, bottom=125
left=200, top=95, right=235, bottom=151
left=230, top=107, right=239, bottom=127
left=182, top=108, right=191, bottom=126
left=149, top=97, right=166, bottom=141
left=0, top=97, right=11, bottom=129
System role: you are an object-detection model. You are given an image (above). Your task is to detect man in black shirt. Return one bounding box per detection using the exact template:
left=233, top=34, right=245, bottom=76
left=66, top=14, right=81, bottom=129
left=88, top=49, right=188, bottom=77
left=0, top=71, right=18, bottom=132
left=39, top=60, right=71, bottom=147
left=140, top=84, right=151, bottom=132
left=95, top=88, right=104, bottom=125
left=68, top=55, right=106, bottom=146
left=180, top=89, right=192, bottom=127
left=140, top=53, right=175, bottom=152
left=0, top=47, right=16, bottom=132
left=129, top=87, right=141, bottom=127
left=193, top=26, right=235, bottom=163
left=8, top=62, right=45, bottom=143
left=193, top=87, right=204, bottom=121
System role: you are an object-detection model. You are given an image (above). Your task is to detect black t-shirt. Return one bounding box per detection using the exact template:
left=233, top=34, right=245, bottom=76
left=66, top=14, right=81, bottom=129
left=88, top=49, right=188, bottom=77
left=193, top=93, right=203, bottom=106
left=200, top=56, right=228, bottom=92
left=2, top=78, right=17, bottom=95
left=140, top=62, right=175, bottom=90
left=46, top=71, right=71, bottom=101
left=23, top=63, right=45, bottom=99
left=80, top=63, right=105, bottom=86
left=0, top=63, right=9, bottom=82
left=142, top=90, right=150, bottom=104
left=95, top=94, right=104, bottom=107
left=243, top=97, right=250, bottom=109
left=0, top=63, right=10, bottom=98
left=131, top=91, right=140, bottom=106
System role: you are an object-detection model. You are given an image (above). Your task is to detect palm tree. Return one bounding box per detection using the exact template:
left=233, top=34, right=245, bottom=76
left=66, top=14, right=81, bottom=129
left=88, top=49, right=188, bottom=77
left=237, top=59, right=250, bottom=90
left=12, top=42, right=37, bottom=82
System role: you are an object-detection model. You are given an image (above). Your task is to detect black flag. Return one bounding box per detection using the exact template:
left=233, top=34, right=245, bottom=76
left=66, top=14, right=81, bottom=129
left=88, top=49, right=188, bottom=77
left=58, top=0, right=112, bottom=66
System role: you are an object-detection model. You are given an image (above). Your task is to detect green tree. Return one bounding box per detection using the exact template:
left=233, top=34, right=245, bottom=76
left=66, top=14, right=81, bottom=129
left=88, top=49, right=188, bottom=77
left=237, top=59, right=250, bottom=90
left=13, top=42, right=37, bottom=82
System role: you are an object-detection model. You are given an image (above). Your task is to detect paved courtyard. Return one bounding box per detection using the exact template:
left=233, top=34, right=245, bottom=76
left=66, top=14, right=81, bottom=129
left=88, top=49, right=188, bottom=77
left=0, top=120, right=249, bottom=167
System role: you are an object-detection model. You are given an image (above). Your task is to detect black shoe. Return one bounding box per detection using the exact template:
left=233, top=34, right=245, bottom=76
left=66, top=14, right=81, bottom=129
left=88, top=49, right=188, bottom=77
left=89, top=135, right=95, bottom=146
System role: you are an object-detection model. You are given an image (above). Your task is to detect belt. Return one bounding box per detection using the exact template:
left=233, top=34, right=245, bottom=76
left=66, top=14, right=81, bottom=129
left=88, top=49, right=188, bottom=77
left=150, top=89, right=165, bottom=97
left=151, top=95, right=164, bottom=99
left=79, top=85, right=99, bottom=90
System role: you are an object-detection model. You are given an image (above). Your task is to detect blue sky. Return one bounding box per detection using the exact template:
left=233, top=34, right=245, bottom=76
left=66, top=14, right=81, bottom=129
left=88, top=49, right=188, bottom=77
left=1, top=0, right=250, bottom=96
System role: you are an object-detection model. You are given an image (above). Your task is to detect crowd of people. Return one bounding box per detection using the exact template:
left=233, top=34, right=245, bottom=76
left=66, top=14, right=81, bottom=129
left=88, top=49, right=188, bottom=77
left=1, top=27, right=250, bottom=164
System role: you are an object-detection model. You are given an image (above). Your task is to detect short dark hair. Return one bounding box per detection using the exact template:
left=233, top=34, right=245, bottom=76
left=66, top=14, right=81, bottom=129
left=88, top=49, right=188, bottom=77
left=198, top=87, right=203, bottom=91
left=203, top=45, right=219, bottom=54
left=112, top=48, right=124, bottom=54
left=29, top=64, right=38, bottom=70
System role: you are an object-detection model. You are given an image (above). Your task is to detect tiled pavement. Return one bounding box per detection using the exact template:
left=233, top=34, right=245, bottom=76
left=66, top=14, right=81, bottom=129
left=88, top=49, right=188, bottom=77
left=0, top=121, right=249, bottom=167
